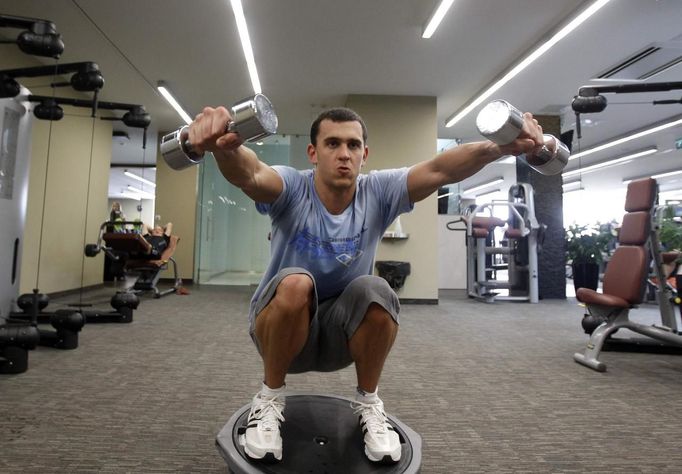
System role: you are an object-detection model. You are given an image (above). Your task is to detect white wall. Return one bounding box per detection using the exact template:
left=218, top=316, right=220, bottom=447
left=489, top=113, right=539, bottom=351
left=154, top=136, right=198, bottom=281
left=20, top=112, right=111, bottom=294
left=437, top=215, right=467, bottom=289
left=346, top=95, right=438, bottom=301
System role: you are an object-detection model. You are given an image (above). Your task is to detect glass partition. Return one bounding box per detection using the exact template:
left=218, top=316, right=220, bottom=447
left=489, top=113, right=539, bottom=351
left=195, top=135, right=304, bottom=285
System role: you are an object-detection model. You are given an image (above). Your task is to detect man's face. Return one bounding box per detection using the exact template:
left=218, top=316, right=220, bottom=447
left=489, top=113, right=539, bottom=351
left=307, top=119, right=368, bottom=190
left=152, top=226, right=164, bottom=236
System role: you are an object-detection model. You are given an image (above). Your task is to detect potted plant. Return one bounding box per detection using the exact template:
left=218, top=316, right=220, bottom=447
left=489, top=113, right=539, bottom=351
left=658, top=209, right=682, bottom=289
left=565, top=223, right=609, bottom=292
left=659, top=207, right=682, bottom=252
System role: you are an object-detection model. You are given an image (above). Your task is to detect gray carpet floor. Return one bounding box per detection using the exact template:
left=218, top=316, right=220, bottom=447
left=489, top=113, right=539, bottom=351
left=2, top=284, right=682, bottom=473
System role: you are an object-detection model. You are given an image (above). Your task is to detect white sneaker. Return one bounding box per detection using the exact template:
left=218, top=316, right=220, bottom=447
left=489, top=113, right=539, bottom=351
left=239, top=390, right=285, bottom=462
left=351, top=397, right=401, bottom=463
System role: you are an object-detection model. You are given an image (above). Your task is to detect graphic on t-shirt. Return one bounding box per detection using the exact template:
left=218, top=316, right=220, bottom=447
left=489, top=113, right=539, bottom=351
left=289, top=227, right=364, bottom=267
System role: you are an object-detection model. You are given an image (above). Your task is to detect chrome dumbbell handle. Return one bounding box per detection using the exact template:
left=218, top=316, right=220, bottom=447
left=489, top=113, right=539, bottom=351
left=160, top=93, right=278, bottom=171
left=475, top=100, right=569, bottom=176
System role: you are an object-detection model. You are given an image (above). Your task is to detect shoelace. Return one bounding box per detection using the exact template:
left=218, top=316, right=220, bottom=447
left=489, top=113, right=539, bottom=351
left=351, top=400, right=389, bottom=434
left=250, top=395, right=285, bottom=431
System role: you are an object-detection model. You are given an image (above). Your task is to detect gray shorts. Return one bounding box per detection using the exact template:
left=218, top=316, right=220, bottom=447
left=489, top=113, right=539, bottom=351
left=249, top=267, right=400, bottom=373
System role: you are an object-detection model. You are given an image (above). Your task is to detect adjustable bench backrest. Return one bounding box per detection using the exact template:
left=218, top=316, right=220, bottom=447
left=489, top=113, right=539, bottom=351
left=601, top=178, right=657, bottom=305
left=103, top=233, right=152, bottom=256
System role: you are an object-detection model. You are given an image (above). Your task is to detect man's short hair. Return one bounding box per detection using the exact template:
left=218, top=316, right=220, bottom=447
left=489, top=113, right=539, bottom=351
left=310, top=107, right=368, bottom=146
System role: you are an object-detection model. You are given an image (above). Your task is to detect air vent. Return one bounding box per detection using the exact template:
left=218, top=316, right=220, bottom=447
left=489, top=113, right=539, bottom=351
left=596, top=42, right=682, bottom=81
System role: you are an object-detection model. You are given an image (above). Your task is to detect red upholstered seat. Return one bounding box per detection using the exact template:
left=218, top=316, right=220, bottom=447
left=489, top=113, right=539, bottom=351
left=576, top=246, right=648, bottom=307
left=103, top=233, right=152, bottom=254
left=575, top=178, right=656, bottom=309
left=504, top=228, right=524, bottom=239
left=471, top=216, right=505, bottom=238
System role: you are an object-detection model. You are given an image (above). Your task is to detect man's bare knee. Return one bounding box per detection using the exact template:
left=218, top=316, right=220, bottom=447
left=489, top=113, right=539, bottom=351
left=364, top=303, right=398, bottom=329
left=272, top=274, right=314, bottom=313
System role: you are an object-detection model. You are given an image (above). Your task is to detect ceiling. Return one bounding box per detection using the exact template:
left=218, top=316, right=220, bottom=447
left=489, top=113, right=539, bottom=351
left=1, top=0, right=681, bottom=204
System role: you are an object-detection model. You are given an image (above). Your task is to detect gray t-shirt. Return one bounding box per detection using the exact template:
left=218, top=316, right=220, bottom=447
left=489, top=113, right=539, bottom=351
left=250, top=165, right=413, bottom=317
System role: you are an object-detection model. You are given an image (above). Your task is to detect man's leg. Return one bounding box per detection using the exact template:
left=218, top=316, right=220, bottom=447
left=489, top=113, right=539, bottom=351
left=344, top=278, right=402, bottom=464
left=255, top=273, right=315, bottom=388
left=349, top=302, right=398, bottom=393
left=242, top=273, right=314, bottom=462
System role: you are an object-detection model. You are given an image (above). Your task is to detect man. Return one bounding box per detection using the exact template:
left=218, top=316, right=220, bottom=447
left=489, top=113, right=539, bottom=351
left=142, top=222, right=173, bottom=259
left=188, top=106, right=544, bottom=463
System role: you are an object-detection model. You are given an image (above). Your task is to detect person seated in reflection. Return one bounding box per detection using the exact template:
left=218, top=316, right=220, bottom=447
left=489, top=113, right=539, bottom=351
left=142, top=222, right=173, bottom=259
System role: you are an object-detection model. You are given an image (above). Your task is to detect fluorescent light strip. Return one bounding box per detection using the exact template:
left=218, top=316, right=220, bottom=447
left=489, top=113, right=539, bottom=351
left=564, top=187, right=585, bottom=195
left=438, top=192, right=455, bottom=200
left=121, top=191, right=142, bottom=201
left=562, top=180, right=583, bottom=191
left=157, top=82, right=193, bottom=125
left=462, top=178, right=504, bottom=195
left=445, top=0, right=610, bottom=127
left=124, top=170, right=156, bottom=188
left=422, top=0, right=456, bottom=39
left=230, top=0, right=262, bottom=94
left=571, top=117, right=682, bottom=160
left=475, top=189, right=501, bottom=200
left=563, top=148, right=657, bottom=179
left=127, top=186, right=156, bottom=200
left=623, top=169, right=682, bottom=185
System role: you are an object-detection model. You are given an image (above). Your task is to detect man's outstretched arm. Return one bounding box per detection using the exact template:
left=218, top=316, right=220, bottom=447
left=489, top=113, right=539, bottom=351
left=406, top=112, right=544, bottom=203
left=187, top=106, right=283, bottom=203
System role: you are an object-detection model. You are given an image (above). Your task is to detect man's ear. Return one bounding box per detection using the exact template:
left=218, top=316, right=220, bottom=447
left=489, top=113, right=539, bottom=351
left=307, top=143, right=318, bottom=165
left=361, top=146, right=369, bottom=167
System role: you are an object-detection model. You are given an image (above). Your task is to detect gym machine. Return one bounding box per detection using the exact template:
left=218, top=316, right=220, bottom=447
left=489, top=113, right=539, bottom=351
left=0, top=14, right=67, bottom=373
left=573, top=178, right=682, bottom=371
left=4, top=73, right=147, bottom=337
left=456, top=100, right=566, bottom=303
left=0, top=322, right=40, bottom=374
left=0, top=62, right=104, bottom=101
left=464, top=183, right=544, bottom=303
left=579, top=203, right=682, bottom=353
left=0, top=90, right=40, bottom=373
left=10, top=290, right=139, bottom=326
left=0, top=13, right=64, bottom=58
left=84, top=220, right=182, bottom=299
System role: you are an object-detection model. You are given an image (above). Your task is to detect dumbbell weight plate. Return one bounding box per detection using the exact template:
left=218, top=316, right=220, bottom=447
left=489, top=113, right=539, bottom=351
left=159, top=126, right=202, bottom=171
left=476, top=100, right=524, bottom=146
left=228, top=93, right=278, bottom=142
left=525, top=135, right=569, bottom=176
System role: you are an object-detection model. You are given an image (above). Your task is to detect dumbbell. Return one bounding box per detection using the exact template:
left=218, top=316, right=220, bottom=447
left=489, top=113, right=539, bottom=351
left=160, top=93, right=278, bottom=171
left=476, top=100, right=569, bottom=175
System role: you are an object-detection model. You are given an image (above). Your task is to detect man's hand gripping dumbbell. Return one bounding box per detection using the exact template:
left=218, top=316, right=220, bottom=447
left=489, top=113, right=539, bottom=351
left=160, top=94, right=278, bottom=171
left=476, top=100, right=569, bottom=175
